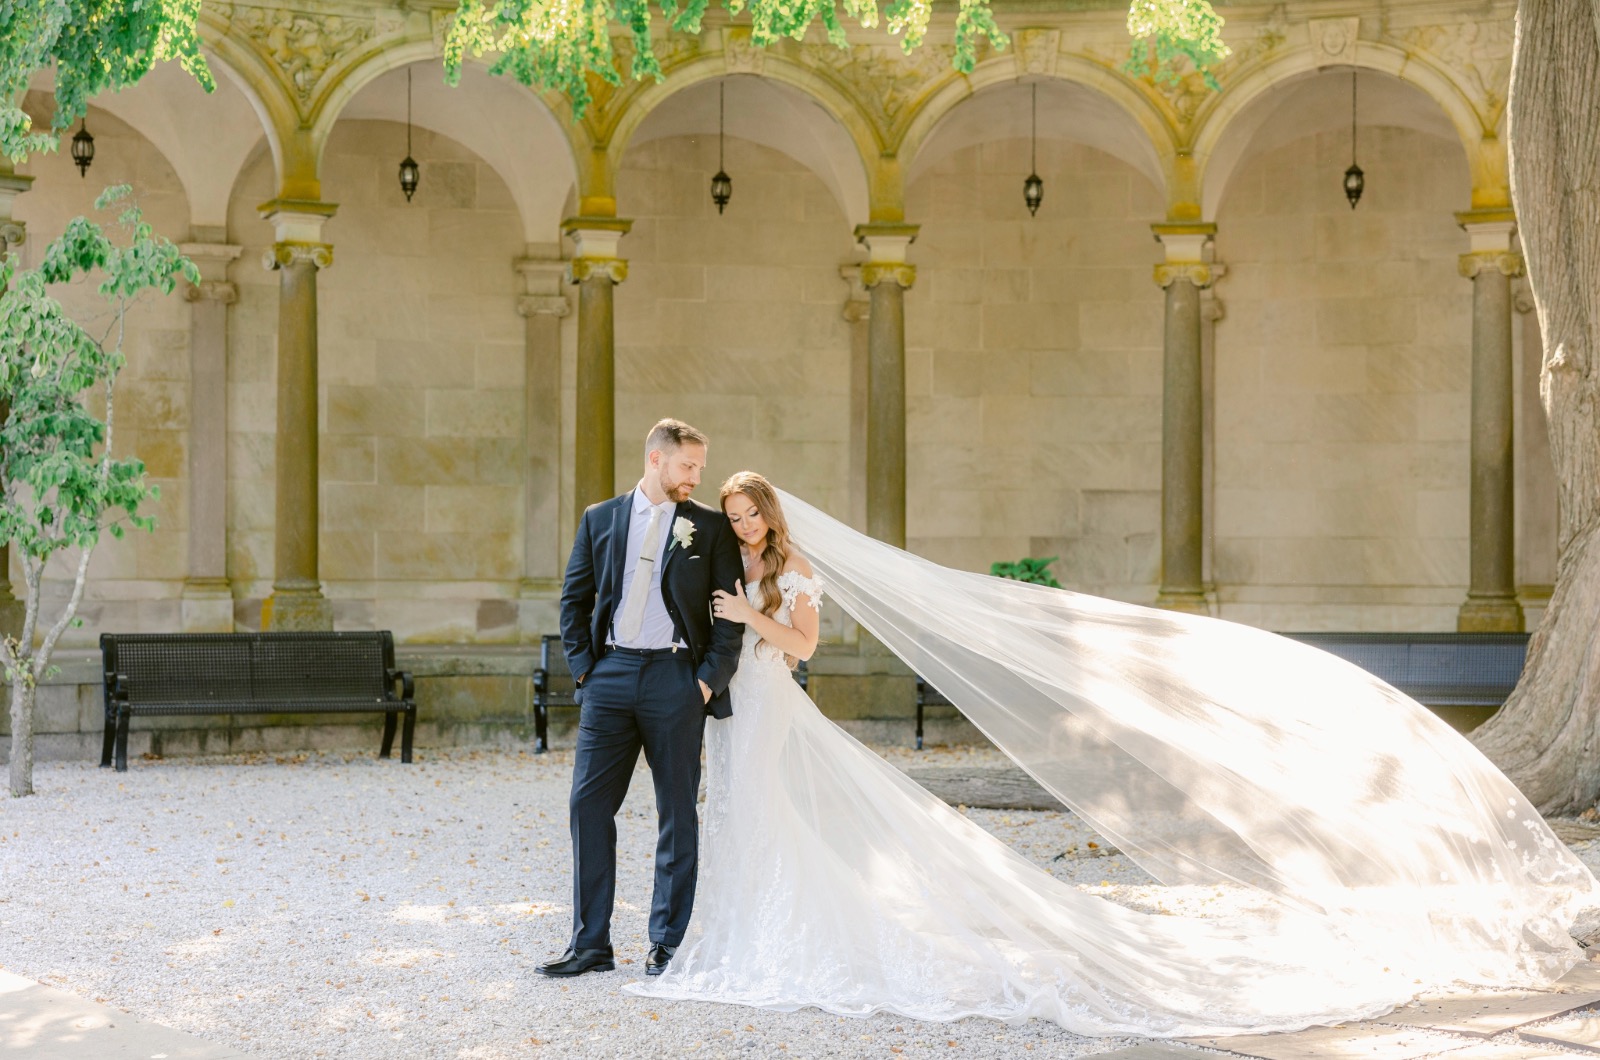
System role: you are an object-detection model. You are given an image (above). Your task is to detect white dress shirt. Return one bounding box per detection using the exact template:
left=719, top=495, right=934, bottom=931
left=610, top=486, right=683, bottom=650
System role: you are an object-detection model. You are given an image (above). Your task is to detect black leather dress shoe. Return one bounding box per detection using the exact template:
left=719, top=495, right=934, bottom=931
left=645, top=943, right=676, bottom=976
left=535, top=947, right=615, bottom=977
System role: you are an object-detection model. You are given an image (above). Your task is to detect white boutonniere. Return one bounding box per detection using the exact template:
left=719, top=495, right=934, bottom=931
left=671, top=516, right=696, bottom=552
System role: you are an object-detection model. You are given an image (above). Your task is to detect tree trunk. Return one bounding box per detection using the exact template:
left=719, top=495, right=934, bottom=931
left=8, top=675, right=33, bottom=797
left=1470, top=0, right=1600, bottom=813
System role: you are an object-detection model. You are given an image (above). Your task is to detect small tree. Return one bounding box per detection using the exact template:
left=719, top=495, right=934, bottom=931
left=0, top=187, right=195, bottom=797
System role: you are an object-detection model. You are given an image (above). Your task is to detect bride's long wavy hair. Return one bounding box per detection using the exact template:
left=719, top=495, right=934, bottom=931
left=719, top=469, right=793, bottom=624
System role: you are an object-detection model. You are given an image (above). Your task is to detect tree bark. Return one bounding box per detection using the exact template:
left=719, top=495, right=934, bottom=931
left=1470, top=0, right=1600, bottom=813
left=8, top=677, right=33, bottom=797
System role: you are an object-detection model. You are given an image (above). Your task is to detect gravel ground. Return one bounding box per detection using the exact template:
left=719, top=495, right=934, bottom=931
left=2, top=746, right=1598, bottom=1060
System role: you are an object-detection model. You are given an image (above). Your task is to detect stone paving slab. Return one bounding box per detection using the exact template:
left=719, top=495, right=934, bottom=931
left=0, top=970, right=251, bottom=1059
left=1518, top=1017, right=1600, bottom=1055
left=1095, top=1046, right=1212, bottom=1060
left=1186, top=1021, right=1477, bottom=1060
left=1376, top=989, right=1600, bottom=1038
left=1443, top=1044, right=1583, bottom=1060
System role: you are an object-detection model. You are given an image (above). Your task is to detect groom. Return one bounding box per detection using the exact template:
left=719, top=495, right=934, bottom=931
left=542, top=418, right=744, bottom=979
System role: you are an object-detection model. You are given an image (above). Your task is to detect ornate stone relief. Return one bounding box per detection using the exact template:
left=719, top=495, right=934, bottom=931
left=1013, top=28, right=1062, bottom=77
left=722, top=27, right=767, bottom=74
left=810, top=42, right=959, bottom=133
left=236, top=6, right=375, bottom=104
left=1402, top=20, right=1513, bottom=121
left=1309, top=17, right=1361, bottom=67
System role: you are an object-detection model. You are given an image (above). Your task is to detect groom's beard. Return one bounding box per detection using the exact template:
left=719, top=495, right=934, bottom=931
left=661, top=476, right=696, bottom=503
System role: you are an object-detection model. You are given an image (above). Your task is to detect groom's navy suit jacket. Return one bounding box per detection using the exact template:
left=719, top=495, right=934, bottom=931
left=559, top=493, right=745, bottom=719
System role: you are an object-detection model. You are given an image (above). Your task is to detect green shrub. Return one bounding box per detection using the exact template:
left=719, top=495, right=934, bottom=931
left=990, top=557, right=1063, bottom=588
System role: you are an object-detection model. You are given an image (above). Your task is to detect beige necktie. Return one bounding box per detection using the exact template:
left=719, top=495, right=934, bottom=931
left=616, top=507, right=662, bottom=643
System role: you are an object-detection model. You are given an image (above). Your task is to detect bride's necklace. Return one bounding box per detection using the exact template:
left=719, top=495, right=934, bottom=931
left=740, top=546, right=764, bottom=587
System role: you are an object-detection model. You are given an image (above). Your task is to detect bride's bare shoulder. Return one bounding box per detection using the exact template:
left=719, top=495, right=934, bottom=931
left=783, top=551, right=814, bottom=579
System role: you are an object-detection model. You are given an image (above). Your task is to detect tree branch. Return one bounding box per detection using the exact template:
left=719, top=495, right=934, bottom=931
left=34, top=545, right=93, bottom=679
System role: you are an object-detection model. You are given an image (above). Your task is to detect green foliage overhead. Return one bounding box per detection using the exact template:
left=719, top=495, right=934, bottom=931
left=0, top=186, right=194, bottom=649
left=990, top=556, right=1063, bottom=589
left=446, top=0, right=1227, bottom=118
left=1125, top=0, right=1230, bottom=90
left=0, top=0, right=212, bottom=162
left=445, top=0, right=1012, bottom=117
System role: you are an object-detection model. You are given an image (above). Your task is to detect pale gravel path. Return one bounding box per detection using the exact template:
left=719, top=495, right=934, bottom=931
left=3, top=746, right=1599, bottom=1060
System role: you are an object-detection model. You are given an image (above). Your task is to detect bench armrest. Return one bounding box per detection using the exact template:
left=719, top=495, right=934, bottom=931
left=386, top=668, right=415, bottom=703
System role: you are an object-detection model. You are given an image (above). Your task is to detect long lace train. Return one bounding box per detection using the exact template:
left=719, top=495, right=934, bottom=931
left=625, top=498, right=1600, bottom=1036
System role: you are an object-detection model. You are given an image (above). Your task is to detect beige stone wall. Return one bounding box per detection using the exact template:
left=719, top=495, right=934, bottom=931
left=14, top=100, right=193, bottom=640
left=227, top=120, right=529, bottom=642
left=609, top=134, right=856, bottom=512
left=1212, top=123, right=1473, bottom=630
left=905, top=137, right=1166, bottom=598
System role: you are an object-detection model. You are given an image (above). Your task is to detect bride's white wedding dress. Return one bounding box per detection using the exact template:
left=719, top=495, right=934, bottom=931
left=625, top=494, right=1600, bottom=1037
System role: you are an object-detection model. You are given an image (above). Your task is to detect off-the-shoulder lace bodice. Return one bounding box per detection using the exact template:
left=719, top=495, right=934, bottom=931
left=742, top=570, right=823, bottom=664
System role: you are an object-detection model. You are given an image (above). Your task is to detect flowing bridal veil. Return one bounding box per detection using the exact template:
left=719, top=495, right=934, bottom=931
left=775, top=488, right=1600, bottom=997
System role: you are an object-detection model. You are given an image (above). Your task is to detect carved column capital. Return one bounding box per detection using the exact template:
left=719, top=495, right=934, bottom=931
left=838, top=264, right=870, bottom=322
left=264, top=241, right=334, bottom=271
left=518, top=294, right=572, bottom=317
left=1458, top=250, right=1524, bottom=280
left=567, top=257, right=628, bottom=285
left=184, top=280, right=239, bottom=304
left=0, top=221, right=23, bottom=246
left=1154, top=263, right=1219, bottom=289
left=861, top=262, right=916, bottom=290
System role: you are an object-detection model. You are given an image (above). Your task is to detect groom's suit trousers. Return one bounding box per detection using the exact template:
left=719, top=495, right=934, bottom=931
left=569, top=646, right=705, bottom=950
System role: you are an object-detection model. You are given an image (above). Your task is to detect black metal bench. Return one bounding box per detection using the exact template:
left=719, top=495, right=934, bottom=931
left=99, top=631, right=416, bottom=772
left=914, top=631, right=1531, bottom=750
left=533, top=633, right=809, bottom=753
left=1280, top=632, right=1530, bottom=707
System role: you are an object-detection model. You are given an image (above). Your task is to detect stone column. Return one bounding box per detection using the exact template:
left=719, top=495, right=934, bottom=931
left=1152, top=224, right=1219, bottom=615
left=856, top=224, right=918, bottom=550
left=1200, top=285, right=1225, bottom=594
left=562, top=218, right=631, bottom=521
left=1456, top=211, right=1525, bottom=632
left=0, top=172, right=32, bottom=638
left=839, top=265, right=871, bottom=534
left=259, top=201, right=336, bottom=631
left=516, top=251, right=572, bottom=637
left=179, top=236, right=242, bottom=632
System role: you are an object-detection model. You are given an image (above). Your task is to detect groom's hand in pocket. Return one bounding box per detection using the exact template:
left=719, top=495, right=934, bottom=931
left=699, top=679, right=711, bottom=704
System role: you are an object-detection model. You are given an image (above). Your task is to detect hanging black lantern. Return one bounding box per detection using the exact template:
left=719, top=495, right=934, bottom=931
left=1023, top=84, right=1043, bottom=216
left=1343, top=162, right=1365, bottom=210
left=70, top=118, right=94, bottom=178
left=398, top=155, right=420, bottom=202
left=711, top=81, right=731, bottom=214
left=398, top=67, right=420, bottom=202
left=1343, top=72, right=1363, bottom=209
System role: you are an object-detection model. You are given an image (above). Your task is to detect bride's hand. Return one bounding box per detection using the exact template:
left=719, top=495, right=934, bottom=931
left=712, top=581, right=757, bottom=624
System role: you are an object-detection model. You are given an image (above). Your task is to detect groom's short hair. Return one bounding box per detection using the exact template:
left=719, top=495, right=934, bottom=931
left=645, top=418, right=708, bottom=458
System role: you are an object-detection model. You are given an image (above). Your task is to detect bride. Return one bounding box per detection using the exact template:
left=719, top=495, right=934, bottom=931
left=624, top=471, right=1600, bottom=1037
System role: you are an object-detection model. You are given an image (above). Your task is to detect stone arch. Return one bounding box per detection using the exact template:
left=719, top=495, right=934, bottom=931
left=75, top=55, right=267, bottom=231
left=1194, top=40, right=1497, bottom=217
left=318, top=50, right=579, bottom=243
left=898, top=54, right=1176, bottom=206
left=198, top=18, right=300, bottom=197
left=601, top=53, right=877, bottom=224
